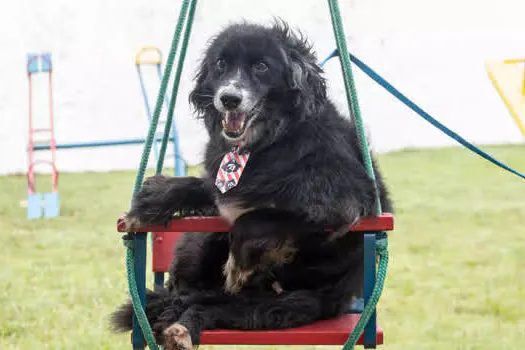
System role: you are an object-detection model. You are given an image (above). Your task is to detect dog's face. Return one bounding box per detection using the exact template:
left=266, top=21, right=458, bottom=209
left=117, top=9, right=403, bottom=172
left=190, top=21, right=327, bottom=147
left=208, top=36, right=287, bottom=142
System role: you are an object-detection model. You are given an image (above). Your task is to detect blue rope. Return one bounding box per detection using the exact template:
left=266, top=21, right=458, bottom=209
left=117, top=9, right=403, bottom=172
left=321, top=49, right=525, bottom=181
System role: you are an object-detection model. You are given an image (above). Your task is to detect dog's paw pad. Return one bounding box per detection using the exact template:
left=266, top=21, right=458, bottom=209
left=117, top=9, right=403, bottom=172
left=164, top=323, right=192, bottom=350
left=117, top=214, right=143, bottom=232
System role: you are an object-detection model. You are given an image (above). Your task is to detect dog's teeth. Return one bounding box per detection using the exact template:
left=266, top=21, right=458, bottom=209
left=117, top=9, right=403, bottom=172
left=221, top=117, right=246, bottom=134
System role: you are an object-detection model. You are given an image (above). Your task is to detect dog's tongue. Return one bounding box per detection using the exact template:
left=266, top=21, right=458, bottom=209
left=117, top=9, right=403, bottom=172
left=224, top=112, right=246, bottom=131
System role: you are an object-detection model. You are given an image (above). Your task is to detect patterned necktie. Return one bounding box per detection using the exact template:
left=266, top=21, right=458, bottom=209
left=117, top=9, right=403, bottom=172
left=215, top=145, right=250, bottom=193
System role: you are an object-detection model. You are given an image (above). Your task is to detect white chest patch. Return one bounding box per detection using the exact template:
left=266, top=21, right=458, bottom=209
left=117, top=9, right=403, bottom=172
left=217, top=201, right=254, bottom=224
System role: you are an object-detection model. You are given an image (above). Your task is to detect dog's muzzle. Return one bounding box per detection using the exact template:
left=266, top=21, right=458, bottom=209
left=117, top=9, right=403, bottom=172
left=214, top=85, right=256, bottom=139
left=221, top=111, right=247, bottom=137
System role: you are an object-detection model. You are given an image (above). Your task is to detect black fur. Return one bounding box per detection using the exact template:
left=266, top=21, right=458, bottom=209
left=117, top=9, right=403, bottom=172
left=111, top=20, right=393, bottom=348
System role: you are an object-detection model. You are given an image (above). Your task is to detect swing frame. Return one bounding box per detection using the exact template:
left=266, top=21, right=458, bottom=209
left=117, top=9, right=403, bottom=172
left=118, top=215, right=393, bottom=347
left=118, top=0, right=392, bottom=349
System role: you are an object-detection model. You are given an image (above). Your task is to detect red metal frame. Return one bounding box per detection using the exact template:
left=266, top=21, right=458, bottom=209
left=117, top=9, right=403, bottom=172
left=118, top=213, right=394, bottom=233
left=27, top=56, right=58, bottom=194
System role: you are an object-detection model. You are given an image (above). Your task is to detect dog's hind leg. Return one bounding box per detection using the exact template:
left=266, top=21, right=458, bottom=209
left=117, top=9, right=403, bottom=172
left=150, top=297, right=189, bottom=346
left=225, top=208, right=321, bottom=294
left=120, top=175, right=218, bottom=230
left=162, top=290, right=325, bottom=349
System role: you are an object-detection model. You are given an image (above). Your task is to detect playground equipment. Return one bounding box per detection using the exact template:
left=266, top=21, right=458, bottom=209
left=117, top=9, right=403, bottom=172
left=26, top=48, right=187, bottom=220
left=485, top=58, right=525, bottom=139
left=135, top=46, right=186, bottom=177
left=29, top=49, right=186, bottom=174
left=26, top=52, right=60, bottom=219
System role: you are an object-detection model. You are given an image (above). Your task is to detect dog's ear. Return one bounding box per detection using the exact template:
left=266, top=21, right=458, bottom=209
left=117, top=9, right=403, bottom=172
left=189, top=59, right=222, bottom=134
left=288, top=52, right=326, bottom=115
left=188, top=58, right=211, bottom=115
left=273, top=20, right=327, bottom=116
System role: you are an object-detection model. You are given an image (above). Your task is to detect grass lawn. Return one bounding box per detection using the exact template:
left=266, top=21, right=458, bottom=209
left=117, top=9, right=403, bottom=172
left=1, top=145, right=524, bottom=349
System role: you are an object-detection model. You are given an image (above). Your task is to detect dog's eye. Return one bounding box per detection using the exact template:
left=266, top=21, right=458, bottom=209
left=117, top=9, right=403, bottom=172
left=253, top=62, right=268, bottom=73
left=216, top=59, right=227, bottom=72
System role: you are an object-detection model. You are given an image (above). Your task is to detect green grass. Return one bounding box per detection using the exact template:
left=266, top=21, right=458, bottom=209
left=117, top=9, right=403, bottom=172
left=1, top=145, right=524, bottom=349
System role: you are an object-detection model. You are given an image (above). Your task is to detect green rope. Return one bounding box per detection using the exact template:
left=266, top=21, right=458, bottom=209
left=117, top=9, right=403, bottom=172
left=155, top=0, right=198, bottom=174
left=327, top=0, right=382, bottom=215
left=124, top=1, right=196, bottom=348
left=125, top=240, right=158, bottom=350
left=133, top=0, right=191, bottom=194
left=343, top=237, right=388, bottom=349
left=327, top=0, right=389, bottom=349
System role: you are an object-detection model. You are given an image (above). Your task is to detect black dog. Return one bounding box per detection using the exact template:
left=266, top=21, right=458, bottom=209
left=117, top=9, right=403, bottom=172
left=111, top=20, right=393, bottom=350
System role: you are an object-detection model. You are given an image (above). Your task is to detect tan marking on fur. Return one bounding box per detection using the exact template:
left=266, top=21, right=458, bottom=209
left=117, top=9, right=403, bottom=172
left=217, top=202, right=254, bottom=224
left=263, top=240, right=298, bottom=265
left=164, top=323, right=192, bottom=350
left=222, top=252, right=236, bottom=278
left=223, top=253, right=254, bottom=294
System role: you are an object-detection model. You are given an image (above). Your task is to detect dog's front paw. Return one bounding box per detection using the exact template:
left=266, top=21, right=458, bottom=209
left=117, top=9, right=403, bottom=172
left=124, top=175, right=215, bottom=226
left=164, top=323, right=192, bottom=350
left=126, top=175, right=180, bottom=226
left=117, top=214, right=145, bottom=232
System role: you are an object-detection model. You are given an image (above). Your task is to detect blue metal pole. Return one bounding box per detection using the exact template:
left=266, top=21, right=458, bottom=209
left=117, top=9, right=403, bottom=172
left=131, top=233, right=148, bottom=349
left=32, top=138, right=171, bottom=151
left=154, top=272, right=164, bottom=291
left=363, top=233, right=377, bottom=348
left=136, top=64, right=161, bottom=164
left=173, top=126, right=186, bottom=177
left=156, top=64, right=186, bottom=176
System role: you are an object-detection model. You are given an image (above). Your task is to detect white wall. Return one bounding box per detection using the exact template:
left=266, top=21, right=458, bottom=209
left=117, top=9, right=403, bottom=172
left=1, top=0, right=523, bottom=175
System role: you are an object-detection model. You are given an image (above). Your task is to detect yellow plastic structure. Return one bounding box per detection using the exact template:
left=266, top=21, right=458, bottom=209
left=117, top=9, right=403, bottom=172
left=135, top=46, right=163, bottom=65
left=485, top=58, right=525, bottom=138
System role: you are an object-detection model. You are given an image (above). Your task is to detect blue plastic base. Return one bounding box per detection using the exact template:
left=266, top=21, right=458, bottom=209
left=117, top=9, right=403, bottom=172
left=27, top=52, right=52, bottom=73
left=27, top=193, right=43, bottom=219
left=41, top=53, right=52, bottom=72
left=44, top=192, right=60, bottom=218
left=27, top=192, right=60, bottom=219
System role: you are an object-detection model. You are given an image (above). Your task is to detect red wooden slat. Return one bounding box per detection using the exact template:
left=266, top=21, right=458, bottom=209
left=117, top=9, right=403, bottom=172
left=117, top=213, right=394, bottom=233
left=152, top=232, right=183, bottom=272
left=134, top=315, right=382, bottom=346
left=199, top=314, right=383, bottom=345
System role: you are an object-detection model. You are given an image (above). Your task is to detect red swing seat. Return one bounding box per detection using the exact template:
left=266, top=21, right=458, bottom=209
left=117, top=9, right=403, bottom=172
left=120, top=214, right=393, bottom=346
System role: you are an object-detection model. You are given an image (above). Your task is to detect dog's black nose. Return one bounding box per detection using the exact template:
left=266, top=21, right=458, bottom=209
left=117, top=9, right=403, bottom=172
left=220, top=93, right=242, bottom=109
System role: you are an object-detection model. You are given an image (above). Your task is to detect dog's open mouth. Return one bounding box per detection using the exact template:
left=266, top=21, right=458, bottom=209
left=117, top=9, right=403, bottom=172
left=221, top=111, right=248, bottom=138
